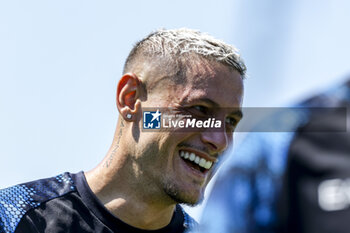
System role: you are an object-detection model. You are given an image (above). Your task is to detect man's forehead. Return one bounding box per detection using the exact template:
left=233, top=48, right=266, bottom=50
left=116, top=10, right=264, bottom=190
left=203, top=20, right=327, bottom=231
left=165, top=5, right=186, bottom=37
left=185, top=60, right=226, bottom=80
left=185, top=61, right=242, bottom=88
left=179, top=89, right=242, bottom=108
left=141, top=57, right=243, bottom=107
left=180, top=67, right=243, bottom=106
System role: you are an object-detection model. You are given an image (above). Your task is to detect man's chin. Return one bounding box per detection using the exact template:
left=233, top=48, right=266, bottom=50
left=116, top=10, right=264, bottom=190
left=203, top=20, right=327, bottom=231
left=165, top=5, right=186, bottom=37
left=163, top=183, right=204, bottom=206
left=179, top=196, right=205, bottom=207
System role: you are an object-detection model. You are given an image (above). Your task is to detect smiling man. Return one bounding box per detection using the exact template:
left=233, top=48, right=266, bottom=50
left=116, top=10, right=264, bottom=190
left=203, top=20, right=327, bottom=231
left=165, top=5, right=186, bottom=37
left=0, top=28, right=246, bottom=233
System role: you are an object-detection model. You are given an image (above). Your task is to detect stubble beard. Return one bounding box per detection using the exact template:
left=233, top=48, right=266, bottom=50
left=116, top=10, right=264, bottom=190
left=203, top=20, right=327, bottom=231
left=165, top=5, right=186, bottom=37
left=162, top=180, right=205, bottom=206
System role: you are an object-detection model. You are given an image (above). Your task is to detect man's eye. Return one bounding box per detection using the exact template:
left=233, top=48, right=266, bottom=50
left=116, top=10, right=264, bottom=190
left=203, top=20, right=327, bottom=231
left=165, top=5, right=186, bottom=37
left=225, top=117, right=238, bottom=127
left=193, top=105, right=208, bottom=114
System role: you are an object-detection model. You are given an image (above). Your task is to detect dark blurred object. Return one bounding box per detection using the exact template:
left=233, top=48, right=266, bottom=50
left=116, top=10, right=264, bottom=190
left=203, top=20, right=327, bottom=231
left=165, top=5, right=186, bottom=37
left=200, top=78, right=350, bottom=233
left=279, top=83, right=350, bottom=233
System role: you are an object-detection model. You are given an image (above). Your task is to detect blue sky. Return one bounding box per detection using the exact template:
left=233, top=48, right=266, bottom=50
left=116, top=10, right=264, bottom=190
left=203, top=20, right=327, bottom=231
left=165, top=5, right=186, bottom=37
left=1, top=0, right=350, bottom=220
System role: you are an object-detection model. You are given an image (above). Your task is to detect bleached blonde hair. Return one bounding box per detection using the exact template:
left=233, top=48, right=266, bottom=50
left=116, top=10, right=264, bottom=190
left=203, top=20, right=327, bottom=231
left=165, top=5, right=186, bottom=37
left=123, top=28, right=246, bottom=79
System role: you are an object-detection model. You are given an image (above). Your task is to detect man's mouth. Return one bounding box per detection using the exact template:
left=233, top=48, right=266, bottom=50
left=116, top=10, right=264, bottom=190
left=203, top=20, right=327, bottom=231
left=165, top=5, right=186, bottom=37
left=179, top=150, right=217, bottom=173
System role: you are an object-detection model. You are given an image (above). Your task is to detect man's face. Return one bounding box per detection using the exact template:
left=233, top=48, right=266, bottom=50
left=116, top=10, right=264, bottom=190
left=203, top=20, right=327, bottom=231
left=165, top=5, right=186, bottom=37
left=136, top=60, right=244, bottom=205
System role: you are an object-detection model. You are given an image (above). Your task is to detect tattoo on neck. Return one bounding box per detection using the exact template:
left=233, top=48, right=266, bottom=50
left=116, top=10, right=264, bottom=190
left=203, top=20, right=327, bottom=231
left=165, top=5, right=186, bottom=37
left=104, top=120, right=124, bottom=168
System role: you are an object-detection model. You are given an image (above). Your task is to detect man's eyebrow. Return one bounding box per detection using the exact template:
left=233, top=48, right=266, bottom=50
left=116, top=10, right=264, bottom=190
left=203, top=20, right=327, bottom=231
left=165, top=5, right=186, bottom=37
left=193, top=98, right=243, bottom=118
left=196, top=98, right=220, bottom=107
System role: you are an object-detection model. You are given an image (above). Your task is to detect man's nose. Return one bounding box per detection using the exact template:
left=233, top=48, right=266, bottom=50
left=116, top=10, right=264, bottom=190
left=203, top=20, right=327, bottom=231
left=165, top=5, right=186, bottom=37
left=200, top=130, right=230, bottom=153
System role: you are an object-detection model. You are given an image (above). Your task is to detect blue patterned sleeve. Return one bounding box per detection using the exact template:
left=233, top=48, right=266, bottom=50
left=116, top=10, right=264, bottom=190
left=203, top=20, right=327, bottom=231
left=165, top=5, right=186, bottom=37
left=0, top=173, right=75, bottom=233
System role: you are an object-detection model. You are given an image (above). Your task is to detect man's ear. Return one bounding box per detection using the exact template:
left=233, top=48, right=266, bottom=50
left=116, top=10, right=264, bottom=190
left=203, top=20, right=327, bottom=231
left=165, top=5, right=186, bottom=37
left=116, top=73, right=142, bottom=121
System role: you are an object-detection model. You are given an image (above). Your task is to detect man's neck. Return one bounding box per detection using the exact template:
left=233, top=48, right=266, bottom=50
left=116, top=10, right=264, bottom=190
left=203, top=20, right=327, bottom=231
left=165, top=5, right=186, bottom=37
left=85, top=154, right=177, bottom=230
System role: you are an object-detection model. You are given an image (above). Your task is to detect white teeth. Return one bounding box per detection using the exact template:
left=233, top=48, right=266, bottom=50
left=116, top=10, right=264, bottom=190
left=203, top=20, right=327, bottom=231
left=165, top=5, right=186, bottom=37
left=189, top=153, right=195, bottom=161
left=179, top=150, right=215, bottom=170
left=194, top=156, right=200, bottom=164
left=204, top=161, right=212, bottom=169
left=199, top=158, right=206, bottom=167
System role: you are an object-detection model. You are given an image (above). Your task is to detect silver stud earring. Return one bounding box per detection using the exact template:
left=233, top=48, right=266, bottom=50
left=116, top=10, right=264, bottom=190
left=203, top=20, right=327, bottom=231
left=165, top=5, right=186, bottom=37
left=126, top=113, right=132, bottom=119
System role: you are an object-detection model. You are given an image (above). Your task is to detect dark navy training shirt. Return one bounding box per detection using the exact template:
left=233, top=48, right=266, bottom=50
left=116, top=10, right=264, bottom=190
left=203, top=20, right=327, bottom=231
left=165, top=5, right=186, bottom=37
left=0, top=172, right=196, bottom=233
